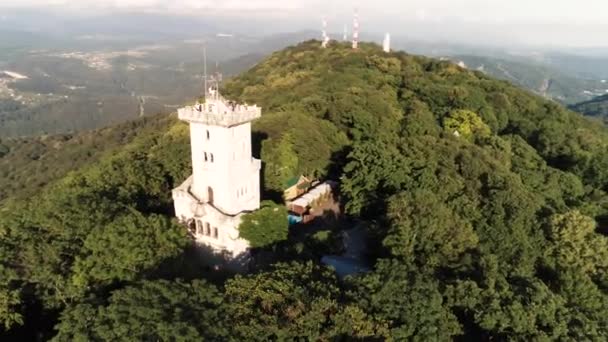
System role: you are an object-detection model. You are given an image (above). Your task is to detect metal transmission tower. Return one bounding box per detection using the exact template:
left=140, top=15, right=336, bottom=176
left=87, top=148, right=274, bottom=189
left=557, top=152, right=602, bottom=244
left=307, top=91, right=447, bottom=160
left=352, top=9, right=360, bottom=50
left=321, top=18, right=330, bottom=48
left=383, top=33, right=391, bottom=52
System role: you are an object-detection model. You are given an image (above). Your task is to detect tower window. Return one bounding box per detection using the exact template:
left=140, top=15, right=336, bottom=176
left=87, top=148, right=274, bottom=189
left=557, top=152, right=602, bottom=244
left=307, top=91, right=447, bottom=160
left=210, top=153, right=214, bottom=163
left=204, top=152, right=208, bottom=162
left=206, top=130, right=210, bottom=140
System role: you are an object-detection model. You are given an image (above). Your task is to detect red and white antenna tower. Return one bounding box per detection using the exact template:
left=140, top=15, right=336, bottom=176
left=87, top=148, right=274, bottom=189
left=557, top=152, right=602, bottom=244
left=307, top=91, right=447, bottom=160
left=352, top=9, right=359, bottom=50
left=322, top=18, right=330, bottom=48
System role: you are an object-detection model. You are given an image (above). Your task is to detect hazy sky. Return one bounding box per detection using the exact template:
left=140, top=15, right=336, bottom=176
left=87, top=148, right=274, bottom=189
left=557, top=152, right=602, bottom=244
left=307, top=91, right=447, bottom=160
left=2, top=0, right=607, bottom=47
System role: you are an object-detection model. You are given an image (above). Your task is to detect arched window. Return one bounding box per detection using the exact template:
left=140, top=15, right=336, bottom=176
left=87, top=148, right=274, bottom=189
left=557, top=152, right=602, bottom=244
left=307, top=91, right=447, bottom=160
left=205, top=223, right=211, bottom=236
left=213, top=227, right=218, bottom=239
left=196, top=220, right=203, bottom=235
left=210, top=153, right=214, bottom=163
left=204, top=152, right=208, bottom=162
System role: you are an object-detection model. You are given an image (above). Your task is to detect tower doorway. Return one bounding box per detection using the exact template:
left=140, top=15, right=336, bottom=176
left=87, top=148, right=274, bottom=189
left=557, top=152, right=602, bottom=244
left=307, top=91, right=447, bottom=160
left=208, top=186, right=214, bottom=205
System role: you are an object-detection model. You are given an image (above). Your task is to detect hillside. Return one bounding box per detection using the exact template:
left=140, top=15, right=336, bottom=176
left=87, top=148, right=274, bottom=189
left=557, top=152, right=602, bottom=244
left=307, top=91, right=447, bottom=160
left=2, top=41, right=608, bottom=340
left=0, top=114, right=181, bottom=204
left=571, top=94, right=608, bottom=119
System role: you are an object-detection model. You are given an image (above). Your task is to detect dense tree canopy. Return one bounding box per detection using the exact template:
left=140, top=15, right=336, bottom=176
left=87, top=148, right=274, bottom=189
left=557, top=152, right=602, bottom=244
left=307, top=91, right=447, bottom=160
left=2, top=41, right=608, bottom=339
left=238, top=201, right=288, bottom=248
left=53, top=280, right=227, bottom=341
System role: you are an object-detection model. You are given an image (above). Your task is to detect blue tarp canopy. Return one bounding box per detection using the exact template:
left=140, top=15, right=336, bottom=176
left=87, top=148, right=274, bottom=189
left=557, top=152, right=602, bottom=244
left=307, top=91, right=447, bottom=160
left=288, top=214, right=303, bottom=225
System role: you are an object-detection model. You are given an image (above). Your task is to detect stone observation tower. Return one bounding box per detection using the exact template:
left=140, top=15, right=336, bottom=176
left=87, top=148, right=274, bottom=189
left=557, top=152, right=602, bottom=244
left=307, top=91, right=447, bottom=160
left=172, top=81, right=261, bottom=260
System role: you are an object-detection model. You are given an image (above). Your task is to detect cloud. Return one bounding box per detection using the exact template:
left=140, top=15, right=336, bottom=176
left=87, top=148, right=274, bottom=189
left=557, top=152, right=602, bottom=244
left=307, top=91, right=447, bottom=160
left=1, top=0, right=607, bottom=47
left=0, top=0, right=308, bottom=14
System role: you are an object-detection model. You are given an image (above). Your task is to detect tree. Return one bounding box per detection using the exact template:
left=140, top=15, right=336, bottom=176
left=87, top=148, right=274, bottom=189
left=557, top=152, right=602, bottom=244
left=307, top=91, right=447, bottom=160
left=53, top=280, right=228, bottom=341
left=71, top=211, right=190, bottom=291
left=349, top=260, right=462, bottom=340
left=340, top=139, right=409, bottom=216
left=384, top=190, right=479, bottom=268
left=0, top=266, right=22, bottom=331
left=238, top=201, right=288, bottom=248
left=261, top=134, right=298, bottom=193
left=447, top=256, right=571, bottom=340
left=223, top=262, right=344, bottom=341
left=545, top=211, right=608, bottom=280
left=443, top=109, right=491, bottom=141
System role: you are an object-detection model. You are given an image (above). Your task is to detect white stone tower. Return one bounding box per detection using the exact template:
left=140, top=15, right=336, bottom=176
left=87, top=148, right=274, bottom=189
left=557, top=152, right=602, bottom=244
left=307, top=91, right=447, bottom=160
left=172, top=82, right=261, bottom=260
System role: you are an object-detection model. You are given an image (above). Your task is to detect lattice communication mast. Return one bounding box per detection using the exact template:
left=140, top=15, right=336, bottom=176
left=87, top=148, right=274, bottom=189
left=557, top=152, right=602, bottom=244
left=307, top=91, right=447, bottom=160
left=352, top=9, right=359, bottom=49
left=321, top=18, right=330, bottom=48
left=383, top=33, right=391, bottom=53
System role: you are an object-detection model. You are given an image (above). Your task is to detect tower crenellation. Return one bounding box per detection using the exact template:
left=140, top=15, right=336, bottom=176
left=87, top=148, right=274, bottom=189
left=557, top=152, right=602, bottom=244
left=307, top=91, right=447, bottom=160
left=178, top=97, right=261, bottom=127
left=172, top=85, right=262, bottom=263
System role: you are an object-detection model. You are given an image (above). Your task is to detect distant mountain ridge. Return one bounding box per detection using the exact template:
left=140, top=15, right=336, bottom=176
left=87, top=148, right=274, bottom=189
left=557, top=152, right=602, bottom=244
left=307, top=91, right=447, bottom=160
left=570, top=94, right=608, bottom=118
left=452, top=55, right=608, bottom=104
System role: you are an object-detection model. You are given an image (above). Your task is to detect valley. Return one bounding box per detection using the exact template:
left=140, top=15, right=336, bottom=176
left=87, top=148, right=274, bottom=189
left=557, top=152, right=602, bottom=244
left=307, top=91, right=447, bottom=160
left=0, top=34, right=269, bottom=137
left=450, top=55, right=608, bottom=104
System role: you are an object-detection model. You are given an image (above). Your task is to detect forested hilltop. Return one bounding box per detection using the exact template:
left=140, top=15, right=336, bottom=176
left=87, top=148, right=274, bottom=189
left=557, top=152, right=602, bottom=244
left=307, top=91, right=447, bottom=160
left=2, top=40, right=608, bottom=340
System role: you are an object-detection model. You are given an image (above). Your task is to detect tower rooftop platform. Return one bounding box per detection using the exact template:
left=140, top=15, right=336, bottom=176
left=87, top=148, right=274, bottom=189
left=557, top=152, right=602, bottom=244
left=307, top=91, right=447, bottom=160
left=178, top=97, right=261, bottom=127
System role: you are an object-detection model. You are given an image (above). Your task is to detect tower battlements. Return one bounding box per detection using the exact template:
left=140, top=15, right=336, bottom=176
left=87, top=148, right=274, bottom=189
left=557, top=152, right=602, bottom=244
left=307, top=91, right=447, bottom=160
left=178, top=97, right=261, bottom=127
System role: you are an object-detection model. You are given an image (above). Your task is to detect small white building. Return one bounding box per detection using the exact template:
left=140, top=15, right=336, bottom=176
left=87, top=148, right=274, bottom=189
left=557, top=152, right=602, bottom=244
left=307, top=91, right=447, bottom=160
left=172, top=89, right=261, bottom=261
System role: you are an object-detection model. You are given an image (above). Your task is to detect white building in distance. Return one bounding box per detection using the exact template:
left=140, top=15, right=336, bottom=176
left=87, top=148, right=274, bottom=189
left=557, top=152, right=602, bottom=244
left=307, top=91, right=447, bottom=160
left=383, top=33, right=391, bottom=53
left=172, top=88, right=261, bottom=261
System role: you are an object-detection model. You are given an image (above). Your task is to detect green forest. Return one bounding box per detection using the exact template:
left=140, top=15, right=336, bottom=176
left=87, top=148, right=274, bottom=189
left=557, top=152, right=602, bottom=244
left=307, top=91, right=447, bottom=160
left=1, top=40, right=608, bottom=340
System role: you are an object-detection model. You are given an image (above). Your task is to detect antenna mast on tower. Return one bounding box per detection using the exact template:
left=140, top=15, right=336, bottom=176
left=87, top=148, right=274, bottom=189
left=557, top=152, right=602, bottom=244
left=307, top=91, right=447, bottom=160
left=202, top=45, right=208, bottom=100
left=352, top=9, right=359, bottom=50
